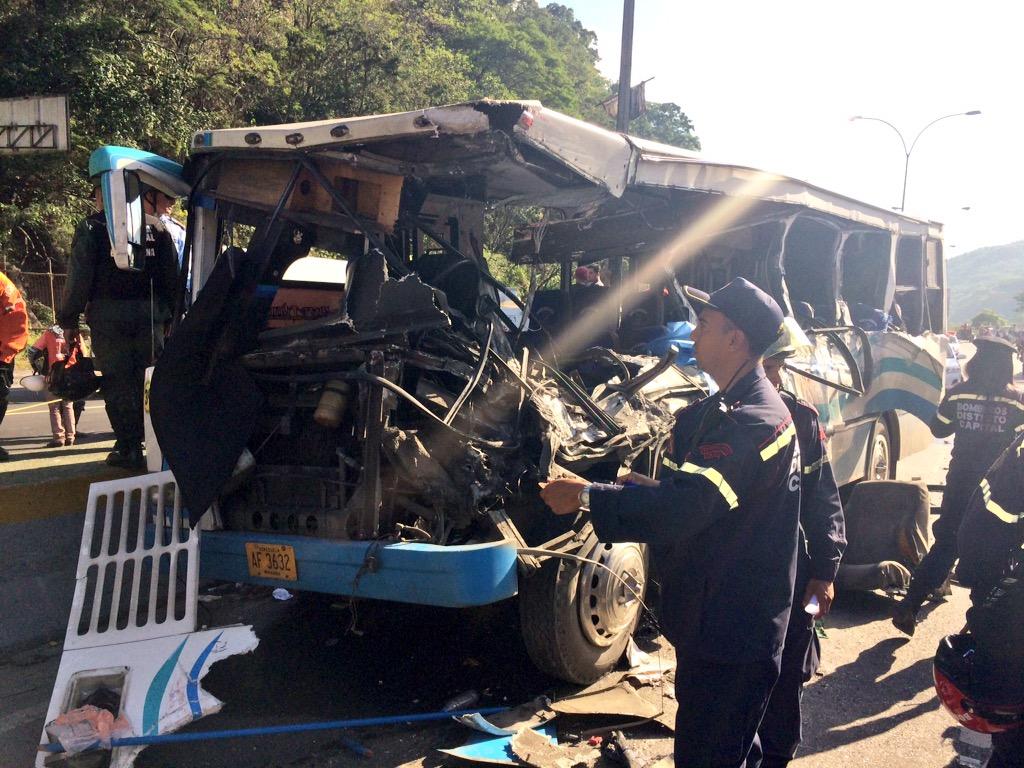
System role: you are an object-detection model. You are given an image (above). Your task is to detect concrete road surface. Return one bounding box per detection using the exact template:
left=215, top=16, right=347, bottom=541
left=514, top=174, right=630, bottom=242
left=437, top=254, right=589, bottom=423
left=0, top=428, right=982, bottom=768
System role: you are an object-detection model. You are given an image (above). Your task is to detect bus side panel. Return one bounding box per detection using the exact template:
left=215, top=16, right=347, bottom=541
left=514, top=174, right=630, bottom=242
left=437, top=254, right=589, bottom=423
left=829, top=419, right=873, bottom=486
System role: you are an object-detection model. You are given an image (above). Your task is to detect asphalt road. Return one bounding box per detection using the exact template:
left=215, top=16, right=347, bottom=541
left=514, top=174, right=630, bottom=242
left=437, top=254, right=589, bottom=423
left=0, top=428, right=980, bottom=768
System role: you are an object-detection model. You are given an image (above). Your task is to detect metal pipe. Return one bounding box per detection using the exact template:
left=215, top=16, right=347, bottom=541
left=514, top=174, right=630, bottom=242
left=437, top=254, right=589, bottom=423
left=41, top=706, right=508, bottom=753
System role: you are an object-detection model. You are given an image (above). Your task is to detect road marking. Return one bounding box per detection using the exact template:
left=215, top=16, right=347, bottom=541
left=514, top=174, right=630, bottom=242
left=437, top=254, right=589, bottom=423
left=2, top=403, right=104, bottom=417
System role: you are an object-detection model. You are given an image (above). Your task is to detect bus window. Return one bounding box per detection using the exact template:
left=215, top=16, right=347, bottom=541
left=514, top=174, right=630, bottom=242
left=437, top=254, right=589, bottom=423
left=895, top=236, right=926, bottom=334
left=783, top=217, right=840, bottom=325
left=840, top=231, right=892, bottom=329
left=925, top=238, right=946, bottom=333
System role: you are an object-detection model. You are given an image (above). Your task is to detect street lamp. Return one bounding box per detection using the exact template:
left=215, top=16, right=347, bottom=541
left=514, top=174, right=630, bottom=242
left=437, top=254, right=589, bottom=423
left=850, top=110, right=981, bottom=212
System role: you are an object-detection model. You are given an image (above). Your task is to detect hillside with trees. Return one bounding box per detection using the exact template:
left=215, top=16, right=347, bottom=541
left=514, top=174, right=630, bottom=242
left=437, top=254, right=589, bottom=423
left=946, top=240, right=1024, bottom=325
left=0, top=0, right=699, bottom=278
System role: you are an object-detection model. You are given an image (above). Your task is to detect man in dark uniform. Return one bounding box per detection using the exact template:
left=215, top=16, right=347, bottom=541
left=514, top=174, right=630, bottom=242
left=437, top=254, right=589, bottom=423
left=893, top=335, right=1024, bottom=634
left=956, top=433, right=1024, bottom=767
left=757, top=334, right=846, bottom=767
left=58, top=184, right=178, bottom=469
left=541, top=278, right=800, bottom=767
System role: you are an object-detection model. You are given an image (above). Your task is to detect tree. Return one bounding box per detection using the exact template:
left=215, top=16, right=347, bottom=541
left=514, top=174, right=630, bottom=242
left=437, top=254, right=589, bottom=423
left=970, top=309, right=1007, bottom=329
left=629, top=101, right=701, bottom=150
left=0, top=0, right=701, bottom=276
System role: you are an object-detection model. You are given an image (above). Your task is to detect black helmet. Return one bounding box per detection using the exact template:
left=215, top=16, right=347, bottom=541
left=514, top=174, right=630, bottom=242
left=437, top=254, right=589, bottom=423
left=933, top=634, right=1024, bottom=734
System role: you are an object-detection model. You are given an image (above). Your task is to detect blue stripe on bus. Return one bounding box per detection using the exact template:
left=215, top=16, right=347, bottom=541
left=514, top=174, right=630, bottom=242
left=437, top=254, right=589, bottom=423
left=861, top=390, right=940, bottom=423
left=874, top=357, right=943, bottom=391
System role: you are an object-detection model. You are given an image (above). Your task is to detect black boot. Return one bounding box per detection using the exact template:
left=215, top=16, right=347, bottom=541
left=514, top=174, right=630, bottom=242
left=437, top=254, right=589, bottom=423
left=106, top=445, right=145, bottom=470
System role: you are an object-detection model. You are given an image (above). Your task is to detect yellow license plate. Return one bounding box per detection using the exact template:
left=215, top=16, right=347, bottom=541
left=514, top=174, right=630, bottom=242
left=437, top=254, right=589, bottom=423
left=245, top=543, right=298, bottom=581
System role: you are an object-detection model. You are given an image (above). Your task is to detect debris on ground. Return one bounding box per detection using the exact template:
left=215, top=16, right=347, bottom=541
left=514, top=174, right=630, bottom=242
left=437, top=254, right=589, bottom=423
left=439, top=723, right=558, bottom=765
left=624, top=638, right=675, bottom=683
left=550, top=677, right=661, bottom=720
left=454, top=696, right=555, bottom=735
left=510, top=726, right=600, bottom=767
left=44, top=704, right=132, bottom=754
left=272, top=587, right=294, bottom=600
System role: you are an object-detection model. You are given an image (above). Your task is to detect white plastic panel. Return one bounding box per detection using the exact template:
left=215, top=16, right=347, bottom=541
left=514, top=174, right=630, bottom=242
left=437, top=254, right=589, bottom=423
left=65, top=470, right=197, bottom=650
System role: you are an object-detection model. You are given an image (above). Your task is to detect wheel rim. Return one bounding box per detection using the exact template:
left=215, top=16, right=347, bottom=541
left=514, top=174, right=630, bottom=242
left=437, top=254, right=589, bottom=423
left=872, top=431, right=890, bottom=480
left=577, top=541, right=645, bottom=648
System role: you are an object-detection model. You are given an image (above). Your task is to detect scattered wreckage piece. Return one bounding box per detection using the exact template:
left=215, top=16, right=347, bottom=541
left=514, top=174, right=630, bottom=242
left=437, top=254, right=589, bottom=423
left=36, top=471, right=259, bottom=768
left=439, top=722, right=559, bottom=766
left=509, top=727, right=601, bottom=768
left=454, top=697, right=557, bottom=736
left=549, top=679, right=662, bottom=721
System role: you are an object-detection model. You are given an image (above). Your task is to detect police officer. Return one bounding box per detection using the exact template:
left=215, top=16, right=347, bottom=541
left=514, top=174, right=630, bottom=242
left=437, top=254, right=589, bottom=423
left=541, top=278, right=800, bottom=768
left=58, top=183, right=178, bottom=469
left=956, top=433, right=1024, bottom=767
left=757, top=327, right=846, bottom=767
left=893, top=335, right=1024, bottom=635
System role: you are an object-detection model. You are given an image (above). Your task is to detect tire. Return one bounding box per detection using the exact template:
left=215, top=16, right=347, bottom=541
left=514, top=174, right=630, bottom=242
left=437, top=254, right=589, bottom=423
left=868, top=418, right=895, bottom=481
left=518, top=522, right=648, bottom=684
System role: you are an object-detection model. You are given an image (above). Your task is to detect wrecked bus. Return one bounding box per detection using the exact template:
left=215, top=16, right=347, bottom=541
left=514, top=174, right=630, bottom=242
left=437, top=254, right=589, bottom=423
left=80, top=102, right=945, bottom=691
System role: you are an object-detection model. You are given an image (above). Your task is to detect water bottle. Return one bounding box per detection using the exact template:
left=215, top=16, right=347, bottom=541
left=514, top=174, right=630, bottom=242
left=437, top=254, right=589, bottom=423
left=804, top=595, right=820, bottom=615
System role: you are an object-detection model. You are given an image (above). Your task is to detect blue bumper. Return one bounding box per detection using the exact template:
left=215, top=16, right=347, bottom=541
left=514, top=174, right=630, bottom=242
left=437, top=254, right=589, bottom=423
left=199, top=531, right=520, bottom=607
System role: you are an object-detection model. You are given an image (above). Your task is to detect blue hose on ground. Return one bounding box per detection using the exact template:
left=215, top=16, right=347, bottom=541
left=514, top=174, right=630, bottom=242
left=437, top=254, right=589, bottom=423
left=41, top=706, right=509, bottom=754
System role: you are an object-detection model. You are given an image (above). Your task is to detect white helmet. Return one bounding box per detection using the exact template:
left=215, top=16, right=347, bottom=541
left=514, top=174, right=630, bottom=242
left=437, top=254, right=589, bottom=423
left=21, top=374, right=47, bottom=393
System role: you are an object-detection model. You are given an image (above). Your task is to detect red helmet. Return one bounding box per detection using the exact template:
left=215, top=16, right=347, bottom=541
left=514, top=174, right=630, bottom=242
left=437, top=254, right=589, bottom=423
left=933, top=634, right=1024, bottom=734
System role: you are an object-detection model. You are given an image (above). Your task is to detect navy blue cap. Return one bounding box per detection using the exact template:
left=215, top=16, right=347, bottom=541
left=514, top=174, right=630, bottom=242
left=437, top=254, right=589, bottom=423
left=683, top=278, right=785, bottom=356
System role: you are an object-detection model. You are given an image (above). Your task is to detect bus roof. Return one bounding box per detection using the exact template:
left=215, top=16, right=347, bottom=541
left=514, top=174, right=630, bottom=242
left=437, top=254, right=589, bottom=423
left=191, top=100, right=941, bottom=239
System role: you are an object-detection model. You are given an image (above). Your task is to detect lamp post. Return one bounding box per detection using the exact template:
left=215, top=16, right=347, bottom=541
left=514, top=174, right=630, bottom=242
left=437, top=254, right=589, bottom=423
left=851, top=110, right=981, bottom=212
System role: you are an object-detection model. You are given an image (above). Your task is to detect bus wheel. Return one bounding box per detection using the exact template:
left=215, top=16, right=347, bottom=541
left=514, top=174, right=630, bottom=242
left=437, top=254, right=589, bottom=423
left=518, top=524, right=647, bottom=684
left=869, top=419, right=894, bottom=480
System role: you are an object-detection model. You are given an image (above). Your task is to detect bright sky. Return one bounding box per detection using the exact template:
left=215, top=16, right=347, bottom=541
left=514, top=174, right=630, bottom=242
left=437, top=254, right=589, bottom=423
left=560, top=0, right=1022, bottom=256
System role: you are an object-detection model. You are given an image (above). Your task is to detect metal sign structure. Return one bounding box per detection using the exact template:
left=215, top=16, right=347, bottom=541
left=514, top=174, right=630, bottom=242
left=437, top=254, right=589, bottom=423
left=0, top=95, right=69, bottom=153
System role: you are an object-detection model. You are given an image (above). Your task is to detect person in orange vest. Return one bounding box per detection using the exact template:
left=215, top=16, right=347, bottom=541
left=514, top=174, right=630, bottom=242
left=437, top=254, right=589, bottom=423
left=0, top=270, right=30, bottom=461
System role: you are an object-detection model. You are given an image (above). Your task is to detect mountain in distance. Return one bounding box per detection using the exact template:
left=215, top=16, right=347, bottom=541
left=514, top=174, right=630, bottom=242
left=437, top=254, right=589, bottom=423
left=946, top=240, right=1024, bottom=325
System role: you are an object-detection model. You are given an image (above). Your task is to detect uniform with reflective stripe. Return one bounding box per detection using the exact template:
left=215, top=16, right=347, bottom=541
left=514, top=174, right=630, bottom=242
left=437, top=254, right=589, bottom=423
left=931, top=380, right=1024, bottom=488
left=759, top=390, right=846, bottom=764
left=956, top=432, right=1024, bottom=722
left=588, top=366, right=801, bottom=666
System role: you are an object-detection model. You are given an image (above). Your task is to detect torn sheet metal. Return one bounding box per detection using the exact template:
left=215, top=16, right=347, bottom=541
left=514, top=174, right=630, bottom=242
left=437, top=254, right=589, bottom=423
left=624, top=637, right=676, bottom=684
left=36, top=471, right=258, bottom=768
left=439, top=723, right=558, bottom=766
left=509, top=726, right=601, bottom=768
left=549, top=679, right=661, bottom=720
left=455, top=697, right=555, bottom=736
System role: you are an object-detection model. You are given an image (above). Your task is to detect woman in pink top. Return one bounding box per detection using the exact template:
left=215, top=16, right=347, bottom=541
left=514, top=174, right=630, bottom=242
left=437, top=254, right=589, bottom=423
left=26, top=326, right=76, bottom=447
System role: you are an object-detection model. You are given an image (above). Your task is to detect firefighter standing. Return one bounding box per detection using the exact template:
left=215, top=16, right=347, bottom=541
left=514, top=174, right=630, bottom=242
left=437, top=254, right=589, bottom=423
left=757, top=332, right=846, bottom=766
left=955, top=433, right=1024, bottom=766
left=894, top=336, right=1024, bottom=635
left=58, top=184, right=178, bottom=469
left=541, top=278, right=800, bottom=767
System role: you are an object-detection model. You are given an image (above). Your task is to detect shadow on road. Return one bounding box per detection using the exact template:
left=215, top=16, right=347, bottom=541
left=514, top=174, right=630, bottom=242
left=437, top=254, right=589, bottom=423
left=799, top=637, right=940, bottom=757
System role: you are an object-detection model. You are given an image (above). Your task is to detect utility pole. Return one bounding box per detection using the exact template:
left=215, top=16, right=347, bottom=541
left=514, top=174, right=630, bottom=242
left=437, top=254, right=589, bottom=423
left=611, top=0, right=635, bottom=290
left=616, top=0, right=635, bottom=134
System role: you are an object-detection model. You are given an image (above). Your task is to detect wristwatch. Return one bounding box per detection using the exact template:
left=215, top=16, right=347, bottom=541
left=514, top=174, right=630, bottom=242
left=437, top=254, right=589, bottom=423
left=578, top=483, right=591, bottom=511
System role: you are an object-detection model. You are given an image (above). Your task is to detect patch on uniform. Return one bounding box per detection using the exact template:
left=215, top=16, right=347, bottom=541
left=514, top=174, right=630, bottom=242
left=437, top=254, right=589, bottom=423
left=697, top=442, right=733, bottom=460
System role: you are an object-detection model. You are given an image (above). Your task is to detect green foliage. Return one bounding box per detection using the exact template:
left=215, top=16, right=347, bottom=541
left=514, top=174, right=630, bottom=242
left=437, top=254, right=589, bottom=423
left=0, top=0, right=700, bottom=280
left=970, top=309, right=1007, bottom=329
left=630, top=102, right=701, bottom=150
left=947, top=241, right=1024, bottom=324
